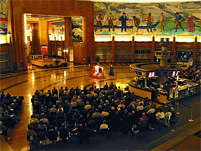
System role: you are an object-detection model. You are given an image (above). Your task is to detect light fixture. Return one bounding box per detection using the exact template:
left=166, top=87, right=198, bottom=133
left=24, top=14, right=27, bottom=44
left=63, top=49, right=68, bottom=52
left=7, top=32, right=11, bottom=43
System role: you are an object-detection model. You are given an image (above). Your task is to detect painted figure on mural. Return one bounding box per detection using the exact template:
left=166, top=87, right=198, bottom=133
left=119, top=12, right=128, bottom=32
left=174, top=12, right=184, bottom=32
left=133, top=16, right=140, bottom=32
left=95, top=13, right=103, bottom=32
left=144, top=13, right=153, bottom=33
left=186, top=13, right=195, bottom=32
left=61, top=26, right=64, bottom=35
left=107, top=13, right=115, bottom=32
left=52, top=26, right=55, bottom=34
left=160, top=13, right=166, bottom=32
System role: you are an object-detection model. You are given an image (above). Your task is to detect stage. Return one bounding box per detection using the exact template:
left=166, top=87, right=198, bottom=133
left=29, top=56, right=67, bottom=68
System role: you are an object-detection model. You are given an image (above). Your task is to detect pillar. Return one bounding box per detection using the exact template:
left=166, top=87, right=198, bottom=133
left=142, top=72, right=147, bottom=87
left=54, top=36, right=57, bottom=55
left=151, top=35, right=155, bottom=62
left=111, top=35, right=115, bottom=63
left=48, top=34, right=51, bottom=56
left=193, top=35, right=198, bottom=65
left=160, top=47, right=168, bottom=67
left=61, top=36, right=64, bottom=58
left=172, top=36, right=176, bottom=63
left=64, top=17, right=72, bottom=49
left=131, top=35, right=135, bottom=62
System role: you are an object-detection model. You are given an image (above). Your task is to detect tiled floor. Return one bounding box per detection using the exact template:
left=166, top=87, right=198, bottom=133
left=0, top=63, right=134, bottom=151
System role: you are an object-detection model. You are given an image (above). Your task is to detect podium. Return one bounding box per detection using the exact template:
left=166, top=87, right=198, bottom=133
left=90, top=65, right=105, bottom=79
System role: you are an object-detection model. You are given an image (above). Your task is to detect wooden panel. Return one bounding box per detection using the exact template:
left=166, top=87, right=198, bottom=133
left=135, top=42, right=152, bottom=47
left=0, top=44, right=9, bottom=51
left=95, top=42, right=112, bottom=47
left=41, top=0, right=50, bottom=10
left=129, top=86, right=152, bottom=100
left=115, top=42, right=131, bottom=47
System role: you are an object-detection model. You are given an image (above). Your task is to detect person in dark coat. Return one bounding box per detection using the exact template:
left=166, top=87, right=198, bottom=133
left=76, top=124, right=89, bottom=144
left=59, top=123, right=69, bottom=142
left=119, top=12, right=128, bottom=32
left=46, top=125, right=58, bottom=142
left=109, top=65, right=114, bottom=76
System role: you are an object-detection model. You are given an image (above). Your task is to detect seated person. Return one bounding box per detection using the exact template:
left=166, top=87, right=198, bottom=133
left=27, top=125, right=37, bottom=145
left=75, top=124, right=90, bottom=144
left=46, top=125, right=58, bottom=142
left=92, top=109, right=101, bottom=118
left=164, top=109, right=172, bottom=127
left=0, top=121, right=7, bottom=136
left=37, top=121, right=47, bottom=133
left=100, top=120, right=109, bottom=134
left=59, top=123, right=69, bottom=142
left=84, top=101, right=91, bottom=110
left=131, top=124, right=139, bottom=136
left=100, top=110, right=109, bottom=119
left=138, top=116, right=148, bottom=130
left=155, top=109, right=165, bottom=121
left=147, top=106, right=155, bottom=115
left=100, top=120, right=109, bottom=130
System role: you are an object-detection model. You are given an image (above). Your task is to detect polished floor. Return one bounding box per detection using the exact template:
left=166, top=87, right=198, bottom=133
left=0, top=63, right=134, bottom=151
left=0, top=63, right=200, bottom=151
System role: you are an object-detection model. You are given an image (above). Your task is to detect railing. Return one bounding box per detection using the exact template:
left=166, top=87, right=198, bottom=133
left=178, top=101, right=194, bottom=122
left=29, top=55, right=44, bottom=60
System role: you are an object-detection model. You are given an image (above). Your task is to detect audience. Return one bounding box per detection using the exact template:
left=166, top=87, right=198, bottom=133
left=0, top=93, right=22, bottom=136
left=27, top=82, right=181, bottom=147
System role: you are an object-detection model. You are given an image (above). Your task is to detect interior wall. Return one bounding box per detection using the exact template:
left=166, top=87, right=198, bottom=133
left=8, top=0, right=94, bottom=71
left=39, top=20, right=48, bottom=46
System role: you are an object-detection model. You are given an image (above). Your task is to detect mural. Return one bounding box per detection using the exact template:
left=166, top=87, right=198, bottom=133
left=51, top=17, right=83, bottom=42
left=0, top=18, right=7, bottom=35
left=93, top=1, right=201, bottom=35
left=71, top=17, right=83, bottom=42
left=0, top=0, right=8, bottom=35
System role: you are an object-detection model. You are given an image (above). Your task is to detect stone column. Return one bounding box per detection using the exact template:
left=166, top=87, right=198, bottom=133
left=111, top=35, right=115, bottom=63
left=151, top=35, right=155, bottom=62
left=131, top=35, right=135, bottom=62
left=160, top=47, right=168, bottom=68
left=171, top=36, right=176, bottom=63
left=193, top=35, right=197, bottom=65
left=64, top=17, right=72, bottom=49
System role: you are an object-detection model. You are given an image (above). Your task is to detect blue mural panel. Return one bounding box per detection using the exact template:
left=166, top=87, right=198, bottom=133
left=93, top=2, right=201, bottom=35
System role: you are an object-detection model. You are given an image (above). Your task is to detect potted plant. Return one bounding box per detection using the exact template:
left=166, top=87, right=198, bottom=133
left=95, top=56, right=100, bottom=65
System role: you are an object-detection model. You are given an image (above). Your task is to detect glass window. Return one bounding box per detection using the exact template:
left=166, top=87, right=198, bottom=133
left=57, top=47, right=62, bottom=56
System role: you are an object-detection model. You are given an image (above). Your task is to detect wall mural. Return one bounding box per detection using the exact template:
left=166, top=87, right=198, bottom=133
left=0, top=0, right=8, bottom=35
left=93, top=1, right=201, bottom=35
left=51, top=17, right=83, bottom=42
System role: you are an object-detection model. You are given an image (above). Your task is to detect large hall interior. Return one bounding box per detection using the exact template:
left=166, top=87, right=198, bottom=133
left=0, top=0, right=201, bottom=150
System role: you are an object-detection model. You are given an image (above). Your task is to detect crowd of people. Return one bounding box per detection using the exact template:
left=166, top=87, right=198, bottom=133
left=0, top=92, right=23, bottom=136
left=179, top=65, right=200, bottom=81
left=28, top=82, right=177, bottom=146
